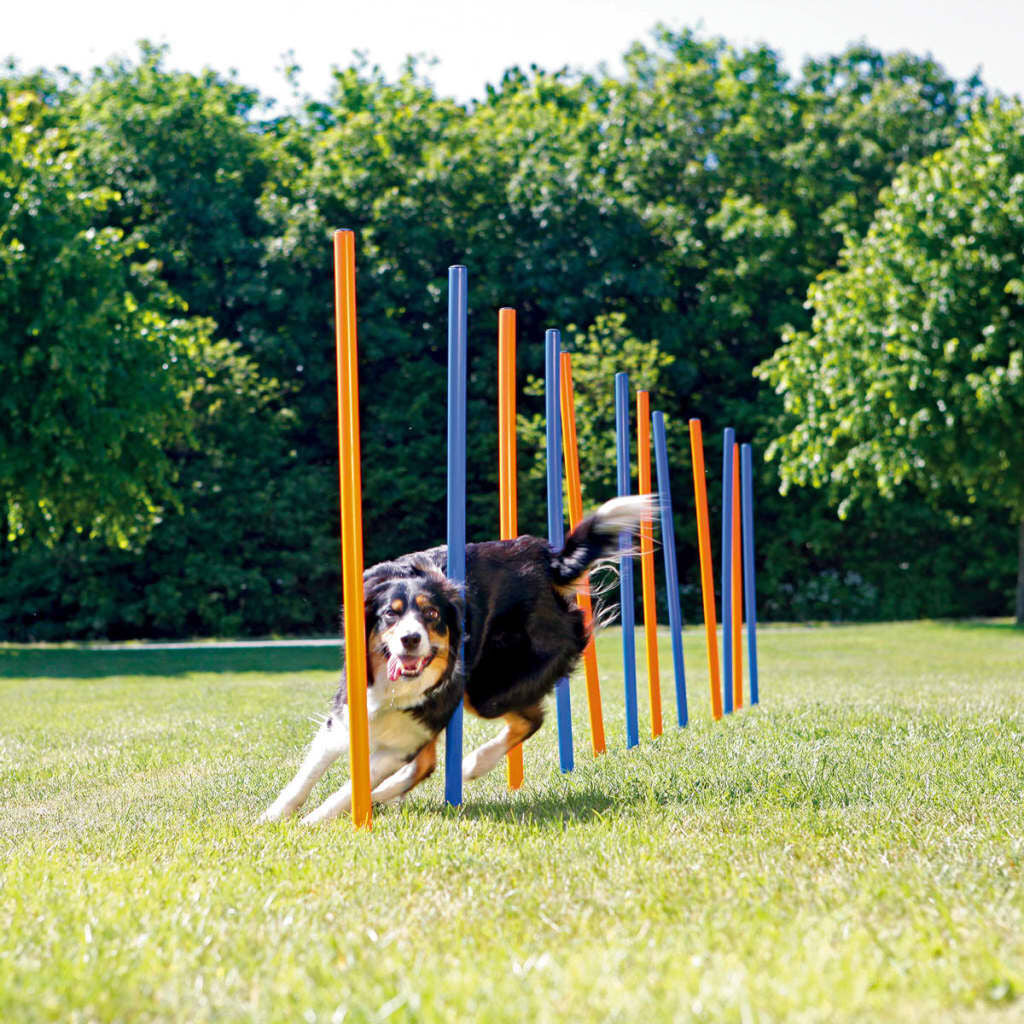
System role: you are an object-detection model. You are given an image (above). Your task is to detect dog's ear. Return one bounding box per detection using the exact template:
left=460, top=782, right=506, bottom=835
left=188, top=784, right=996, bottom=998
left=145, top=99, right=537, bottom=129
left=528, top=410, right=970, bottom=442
left=361, top=563, right=403, bottom=637
left=363, top=560, right=402, bottom=586
left=337, top=565, right=397, bottom=688
left=360, top=573, right=397, bottom=686
left=436, top=574, right=465, bottom=652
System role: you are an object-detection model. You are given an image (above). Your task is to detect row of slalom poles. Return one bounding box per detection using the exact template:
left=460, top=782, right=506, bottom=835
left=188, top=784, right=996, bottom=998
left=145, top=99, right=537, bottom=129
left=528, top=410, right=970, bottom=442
left=329, top=236, right=760, bottom=827
left=434, top=271, right=761, bottom=797
left=332, top=229, right=372, bottom=829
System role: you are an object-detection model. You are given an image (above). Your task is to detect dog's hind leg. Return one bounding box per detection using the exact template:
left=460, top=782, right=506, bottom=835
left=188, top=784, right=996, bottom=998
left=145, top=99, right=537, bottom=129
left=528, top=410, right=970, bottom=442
left=258, top=709, right=350, bottom=823
left=462, top=704, right=544, bottom=782
left=300, top=750, right=406, bottom=824
left=369, top=740, right=437, bottom=805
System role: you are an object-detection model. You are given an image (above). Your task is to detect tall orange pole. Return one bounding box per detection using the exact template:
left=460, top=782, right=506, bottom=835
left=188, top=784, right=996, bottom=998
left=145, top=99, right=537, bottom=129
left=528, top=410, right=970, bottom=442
left=732, top=444, right=744, bottom=710
left=689, top=419, right=723, bottom=720
left=560, top=352, right=606, bottom=755
left=636, top=391, right=663, bottom=738
left=498, top=308, right=525, bottom=789
left=333, top=229, right=372, bottom=828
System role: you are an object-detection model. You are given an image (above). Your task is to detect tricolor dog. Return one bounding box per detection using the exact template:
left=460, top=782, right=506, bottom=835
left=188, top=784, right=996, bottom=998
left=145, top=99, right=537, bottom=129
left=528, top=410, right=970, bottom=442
left=260, top=494, right=652, bottom=823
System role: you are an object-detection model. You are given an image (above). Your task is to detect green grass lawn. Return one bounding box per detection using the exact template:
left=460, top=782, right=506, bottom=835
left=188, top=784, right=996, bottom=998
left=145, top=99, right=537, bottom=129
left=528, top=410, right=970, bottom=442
left=2, top=622, right=1022, bottom=1022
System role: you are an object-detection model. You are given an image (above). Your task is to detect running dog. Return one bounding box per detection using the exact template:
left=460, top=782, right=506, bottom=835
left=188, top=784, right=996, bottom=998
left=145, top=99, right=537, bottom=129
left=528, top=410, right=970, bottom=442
left=259, top=494, right=652, bottom=823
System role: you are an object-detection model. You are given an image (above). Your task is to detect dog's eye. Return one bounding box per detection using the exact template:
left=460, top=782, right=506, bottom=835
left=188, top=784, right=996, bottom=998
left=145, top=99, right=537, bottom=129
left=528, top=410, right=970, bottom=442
left=423, top=607, right=439, bottom=621
left=381, top=607, right=399, bottom=623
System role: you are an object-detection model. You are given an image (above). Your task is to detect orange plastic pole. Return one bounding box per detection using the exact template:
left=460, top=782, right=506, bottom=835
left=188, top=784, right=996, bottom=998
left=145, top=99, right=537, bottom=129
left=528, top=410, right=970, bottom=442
left=636, top=391, right=663, bottom=738
left=333, top=229, right=372, bottom=829
left=498, top=308, right=525, bottom=789
left=689, top=419, right=723, bottom=720
left=732, top=443, right=744, bottom=710
left=560, top=352, right=606, bottom=755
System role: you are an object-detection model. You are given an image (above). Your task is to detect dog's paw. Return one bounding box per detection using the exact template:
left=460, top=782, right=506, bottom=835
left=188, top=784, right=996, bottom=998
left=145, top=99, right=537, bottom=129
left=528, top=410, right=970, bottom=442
left=461, top=752, right=484, bottom=782
left=257, top=801, right=292, bottom=824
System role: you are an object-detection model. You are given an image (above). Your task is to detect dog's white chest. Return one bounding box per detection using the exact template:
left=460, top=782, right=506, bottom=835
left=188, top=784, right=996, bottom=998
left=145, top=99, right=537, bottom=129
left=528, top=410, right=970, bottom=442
left=366, top=700, right=432, bottom=756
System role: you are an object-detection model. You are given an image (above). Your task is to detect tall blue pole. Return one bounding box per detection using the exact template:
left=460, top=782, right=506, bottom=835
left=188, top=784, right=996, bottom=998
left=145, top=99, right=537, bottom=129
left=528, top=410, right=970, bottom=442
left=546, top=330, right=574, bottom=772
left=721, top=428, right=735, bottom=715
left=653, top=412, right=688, bottom=728
left=615, top=372, right=639, bottom=748
left=741, top=443, right=759, bottom=705
left=444, top=266, right=467, bottom=805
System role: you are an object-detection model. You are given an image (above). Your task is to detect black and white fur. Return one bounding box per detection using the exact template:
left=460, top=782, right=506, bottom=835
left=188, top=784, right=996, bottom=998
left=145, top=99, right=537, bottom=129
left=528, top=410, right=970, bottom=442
left=260, top=494, right=653, bottom=823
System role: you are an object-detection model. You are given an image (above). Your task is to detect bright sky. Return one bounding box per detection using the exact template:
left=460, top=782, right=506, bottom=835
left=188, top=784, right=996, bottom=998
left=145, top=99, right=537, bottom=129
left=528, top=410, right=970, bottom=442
left=6, top=0, right=1023, bottom=106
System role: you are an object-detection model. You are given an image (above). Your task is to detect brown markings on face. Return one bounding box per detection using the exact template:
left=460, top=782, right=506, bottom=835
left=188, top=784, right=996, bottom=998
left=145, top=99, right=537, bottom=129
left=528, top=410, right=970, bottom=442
left=367, top=580, right=452, bottom=692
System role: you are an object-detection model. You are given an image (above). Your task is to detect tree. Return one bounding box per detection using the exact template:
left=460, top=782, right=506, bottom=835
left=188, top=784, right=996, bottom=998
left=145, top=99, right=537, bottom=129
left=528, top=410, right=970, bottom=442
left=0, top=76, right=208, bottom=546
left=518, top=312, right=678, bottom=500
left=71, top=44, right=273, bottom=347
left=757, top=103, right=1024, bottom=623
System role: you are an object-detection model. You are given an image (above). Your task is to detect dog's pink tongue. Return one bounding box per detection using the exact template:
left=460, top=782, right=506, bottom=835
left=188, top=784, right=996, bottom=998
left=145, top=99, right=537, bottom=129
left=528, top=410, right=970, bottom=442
left=388, top=656, right=403, bottom=682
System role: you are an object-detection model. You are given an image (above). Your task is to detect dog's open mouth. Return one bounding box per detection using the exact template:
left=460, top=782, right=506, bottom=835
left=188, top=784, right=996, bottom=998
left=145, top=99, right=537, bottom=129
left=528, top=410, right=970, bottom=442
left=387, top=652, right=435, bottom=682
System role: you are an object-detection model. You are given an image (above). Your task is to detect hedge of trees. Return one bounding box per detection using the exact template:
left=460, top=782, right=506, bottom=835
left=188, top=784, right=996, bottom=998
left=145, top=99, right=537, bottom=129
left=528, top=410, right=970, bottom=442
left=2, top=30, right=1020, bottom=640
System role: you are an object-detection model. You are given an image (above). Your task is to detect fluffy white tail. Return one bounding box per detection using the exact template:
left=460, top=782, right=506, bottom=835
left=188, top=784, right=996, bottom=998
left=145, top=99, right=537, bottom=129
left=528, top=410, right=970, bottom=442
left=550, top=494, right=657, bottom=586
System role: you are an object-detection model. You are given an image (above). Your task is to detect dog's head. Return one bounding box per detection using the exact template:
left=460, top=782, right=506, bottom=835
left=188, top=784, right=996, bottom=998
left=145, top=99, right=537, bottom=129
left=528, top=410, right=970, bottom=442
left=361, top=556, right=463, bottom=702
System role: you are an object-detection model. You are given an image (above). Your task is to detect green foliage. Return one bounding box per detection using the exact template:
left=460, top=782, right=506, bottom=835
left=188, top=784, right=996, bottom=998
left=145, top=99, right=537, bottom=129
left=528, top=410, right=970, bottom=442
left=759, top=103, right=1024, bottom=521
left=71, top=43, right=273, bottom=345
left=0, top=38, right=1018, bottom=638
left=0, top=340, right=335, bottom=640
left=519, top=312, right=678, bottom=505
left=0, top=75, right=208, bottom=546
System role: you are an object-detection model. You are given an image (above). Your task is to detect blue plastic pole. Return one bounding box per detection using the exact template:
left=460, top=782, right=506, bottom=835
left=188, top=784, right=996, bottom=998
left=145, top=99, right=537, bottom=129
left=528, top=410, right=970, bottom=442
left=741, top=443, right=759, bottom=705
left=546, top=330, right=574, bottom=772
left=444, top=266, right=467, bottom=806
left=615, top=372, right=639, bottom=748
left=721, top=428, right=735, bottom=715
left=653, top=412, right=688, bottom=728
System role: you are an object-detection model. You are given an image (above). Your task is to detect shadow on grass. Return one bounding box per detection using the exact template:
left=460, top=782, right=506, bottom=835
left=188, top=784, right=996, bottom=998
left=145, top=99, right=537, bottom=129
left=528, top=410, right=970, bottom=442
left=449, top=784, right=629, bottom=825
left=0, top=644, right=342, bottom=679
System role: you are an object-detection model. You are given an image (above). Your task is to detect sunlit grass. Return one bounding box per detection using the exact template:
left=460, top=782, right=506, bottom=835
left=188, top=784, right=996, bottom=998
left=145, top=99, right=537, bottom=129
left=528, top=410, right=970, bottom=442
left=2, top=621, right=1022, bottom=1022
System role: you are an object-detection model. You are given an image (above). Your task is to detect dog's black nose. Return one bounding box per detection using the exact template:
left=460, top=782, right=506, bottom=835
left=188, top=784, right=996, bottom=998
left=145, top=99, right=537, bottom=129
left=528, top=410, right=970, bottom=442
left=400, top=632, right=421, bottom=651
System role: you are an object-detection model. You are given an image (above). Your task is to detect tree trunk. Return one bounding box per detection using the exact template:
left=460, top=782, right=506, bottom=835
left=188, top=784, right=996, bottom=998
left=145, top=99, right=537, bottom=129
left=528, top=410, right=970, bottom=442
left=1018, top=517, right=1024, bottom=627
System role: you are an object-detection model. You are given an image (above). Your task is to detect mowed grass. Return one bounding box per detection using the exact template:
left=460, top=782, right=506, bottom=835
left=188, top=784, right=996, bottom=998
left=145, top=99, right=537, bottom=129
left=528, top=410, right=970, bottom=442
left=1, top=622, right=1022, bottom=1023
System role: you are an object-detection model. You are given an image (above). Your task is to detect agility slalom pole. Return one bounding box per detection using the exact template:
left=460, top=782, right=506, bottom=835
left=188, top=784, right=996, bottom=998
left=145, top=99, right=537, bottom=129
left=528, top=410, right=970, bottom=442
left=636, top=391, right=663, bottom=738
left=688, top=419, right=723, bottom=721
left=732, top=444, right=744, bottom=710
left=559, top=352, right=606, bottom=756
left=741, top=443, right=760, bottom=705
left=443, top=266, right=468, bottom=807
left=333, top=229, right=372, bottom=830
left=498, top=308, right=525, bottom=789
left=652, top=412, right=688, bottom=728
left=616, top=373, right=640, bottom=747
left=546, top=330, right=574, bottom=772
left=721, top=428, right=736, bottom=715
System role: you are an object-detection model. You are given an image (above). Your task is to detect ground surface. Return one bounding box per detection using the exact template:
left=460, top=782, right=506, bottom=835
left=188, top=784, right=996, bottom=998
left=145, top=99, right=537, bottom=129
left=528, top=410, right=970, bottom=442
left=1, top=621, right=1022, bottom=1022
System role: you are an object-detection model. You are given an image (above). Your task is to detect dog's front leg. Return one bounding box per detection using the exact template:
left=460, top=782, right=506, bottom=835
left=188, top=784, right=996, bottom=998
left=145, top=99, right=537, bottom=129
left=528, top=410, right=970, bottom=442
left=370, top=740, right=437, bottom=805
left=463, top=706, right=544, bottom=782
left=258, top=710, right=350, bottom=823
left=300, top=750, right=405, bottom=825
